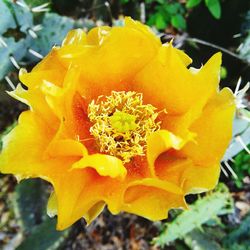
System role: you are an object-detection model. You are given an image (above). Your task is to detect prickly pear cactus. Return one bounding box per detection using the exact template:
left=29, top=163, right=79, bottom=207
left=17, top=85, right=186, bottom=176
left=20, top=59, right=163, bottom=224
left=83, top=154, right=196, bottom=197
left=0, top=0, right=92, bottom=89
left=16, top=218, right=70, bottom=250
left=0, top=0, right=33, bottom=80
left=12, top=179, right=70, bottom=249
left=153, top=184, right=233, bottom=246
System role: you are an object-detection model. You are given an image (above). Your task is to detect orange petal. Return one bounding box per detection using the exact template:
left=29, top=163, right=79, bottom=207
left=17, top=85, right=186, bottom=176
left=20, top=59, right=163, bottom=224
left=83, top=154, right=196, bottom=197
left=49, top=168, right=124, bottom=230
left=122, top=178, right=186, bottom=220
left=155, top=156, right=220, bottom=194
left=57, top=19, right=161, bottom=101
left=8, top=84, right=59, bottom=128
left=62, top=29, right=87, bottom=46
left=147, top=130, right=185, bottom=176
left=0, top=111, right=54, bottom=177
left=45, top=139, right=87, bottom=158
left=133, top=47, right=221, bottom=116
left=32, top=47, right=66, bottom=73
left=180, top=88, right=236, bottom=165
left=50, top=168, right=94, bottom=230
left=72, top=154, right=127, bottom=179
left=162, top=52, right=223, bottom=137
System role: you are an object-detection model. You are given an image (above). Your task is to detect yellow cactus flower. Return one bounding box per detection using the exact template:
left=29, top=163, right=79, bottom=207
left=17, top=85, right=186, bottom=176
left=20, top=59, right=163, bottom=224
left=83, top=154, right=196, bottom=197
left=0, top=17, right=235, bottom=230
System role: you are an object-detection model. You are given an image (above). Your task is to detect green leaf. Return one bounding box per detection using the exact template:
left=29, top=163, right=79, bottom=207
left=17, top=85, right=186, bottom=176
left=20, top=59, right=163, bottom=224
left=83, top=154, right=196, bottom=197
left=171, top=14, right=186, bottom=30
left=220, top=66, right=227, bottom=79
left=186, top=0, right=202, bottom=8
left=147, top=14, right=157, bottom=26
left=155, top=13, right=167, bottom=30
left=205, top=0, right=221, bottom=19
left=120, top=0, right=130, bottom=4
left=156, top=0, right=165, bottom=4
left=164, top=3, right=180, bottom=15
left=25, top=0, right=51, bottom=6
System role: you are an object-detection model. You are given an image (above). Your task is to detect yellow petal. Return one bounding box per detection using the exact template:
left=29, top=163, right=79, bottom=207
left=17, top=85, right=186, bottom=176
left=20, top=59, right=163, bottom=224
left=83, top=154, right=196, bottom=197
left=47, top=191, right=57, bottom=218
left=32, top=47, right=65, bottom=73
left=47, top=189, right=105, bottom=226
left=122, top=178, right=186, bottom=221
left=0, top=111, right=53, bottom=176
left=8, top=84, right=59, bottom=127
left=133, top=47, right=221, bottom=115
left=62, top=29, right=87, bottom=46
left=174, top=47, right=193, bottom=66
left=127, top=178, right=183, bottom=194
left=124, top=16, right=161, bottom=47
left=180, top=88, right=236, bottom=165
left=153, top=52, right=223, bottom=139
left=45, top=139, right=87, bottom=158
left=83, top=201, right=106, bottom=225
left=51, top=168, right=93, bottom=230
left=51, top=168, right=123, bottom=230
left=72, top=154, right=127, bottom=179
left=86, top=26, right=111, bottom=46
left=20, top=69, right=64, bottom=89
left=40, top=65, right=80, bottom=120
left=58, top=21, right=161, bottom=101
left=147, top=130, right=185, bottom=176
left=155, top=156, right=221, bottom=194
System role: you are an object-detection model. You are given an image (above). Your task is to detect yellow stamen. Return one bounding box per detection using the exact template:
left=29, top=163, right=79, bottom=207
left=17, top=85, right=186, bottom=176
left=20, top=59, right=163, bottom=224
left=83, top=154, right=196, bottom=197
left=88, top=91, right=161, bottom=163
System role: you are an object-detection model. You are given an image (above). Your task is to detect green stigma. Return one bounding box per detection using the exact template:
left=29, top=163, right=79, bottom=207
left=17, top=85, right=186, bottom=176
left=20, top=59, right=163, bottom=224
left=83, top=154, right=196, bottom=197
left=110, top=111, right=137, bottom=133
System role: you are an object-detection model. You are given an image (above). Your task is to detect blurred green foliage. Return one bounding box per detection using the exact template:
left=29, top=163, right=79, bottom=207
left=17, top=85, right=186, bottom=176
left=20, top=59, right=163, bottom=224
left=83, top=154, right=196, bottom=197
left=0, top=0, right=82, bottom=81
left=223, top=213, right=250, bottom=250
left=121, top=0, right=222, bottom=30
left=233, top=146, right=250, bottom=188
left=0, top=0, right=249, bottom=249
left=11, top=179, right=69, bottom=250
left=153, top=184, right=233, bottom=247
left=146, top=1, right=186, bottom=30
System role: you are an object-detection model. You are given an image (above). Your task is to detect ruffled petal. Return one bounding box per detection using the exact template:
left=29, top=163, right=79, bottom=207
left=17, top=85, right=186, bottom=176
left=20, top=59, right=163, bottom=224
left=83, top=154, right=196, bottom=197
left=0, top=111, right=54, bottom=177
left=82, top=201, right=106, bottom=225
left=122, top=178, right=186, bottom=220
left=8, top=84, right=59, bottom=127
left=72, top=154, right=127, bottom=179
left=62, top=29, right=87, bottom=46
left=48, top=168, right=124, bottom=230
left=133, top=47, right=221, bottom=116
left=32, top=47, right=66, bottom=73
left=49, top=168, right=94, bottom=230
left=147, top=130, right=185, bottom=176
left=155, top=156, right=220, bottom=194
left=161, top=52, right=223, bottom=138
left=57, top=18, right=161, bottom=101
left=180, top=88, right=236, bottom=165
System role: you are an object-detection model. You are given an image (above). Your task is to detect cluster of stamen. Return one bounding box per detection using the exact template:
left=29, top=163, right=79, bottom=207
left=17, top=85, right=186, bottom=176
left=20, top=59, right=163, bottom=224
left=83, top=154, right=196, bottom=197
left=88, top=91, right=161, bottom=163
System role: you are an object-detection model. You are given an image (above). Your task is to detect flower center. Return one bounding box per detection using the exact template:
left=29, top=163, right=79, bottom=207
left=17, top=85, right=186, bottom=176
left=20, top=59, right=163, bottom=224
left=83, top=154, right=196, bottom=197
left=109, top=111, right=137, bottom=133
left=88, top=91, right=161, bottom=163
